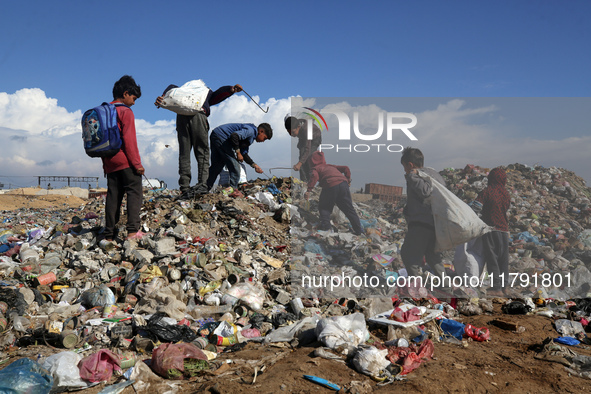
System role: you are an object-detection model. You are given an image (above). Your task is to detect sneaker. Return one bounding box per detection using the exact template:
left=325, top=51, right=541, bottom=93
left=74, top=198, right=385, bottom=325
left=126, top=231, right=148, bottom=240
left=176, top=189, right=196, bottom=201
left=191, top=184, right=210, bottom=195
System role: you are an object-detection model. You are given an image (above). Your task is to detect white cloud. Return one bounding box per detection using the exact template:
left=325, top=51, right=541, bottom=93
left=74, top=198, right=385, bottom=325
left=0, top=88, right=81, bottom=134
left=0, top=90, right=589, bottom=191
left=0, top=89, right=294, bottom=189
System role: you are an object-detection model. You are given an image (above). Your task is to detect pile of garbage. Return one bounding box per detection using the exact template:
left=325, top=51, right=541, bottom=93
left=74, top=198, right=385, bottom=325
left=440, top=163, right=591, bottom=300
left=0, top=163, right=590, bottom=392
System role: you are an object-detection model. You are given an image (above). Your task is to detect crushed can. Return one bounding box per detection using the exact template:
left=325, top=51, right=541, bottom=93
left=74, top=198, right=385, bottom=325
left=193, top=337, right=209, bottom=349
left=35, top=272, right=57, bottom=286
left=60, top=330, right=79, bottom=349
left=168, top=268, right=181, bottom=281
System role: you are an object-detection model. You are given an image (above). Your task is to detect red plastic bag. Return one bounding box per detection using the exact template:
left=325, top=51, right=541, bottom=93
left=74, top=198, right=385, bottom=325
left=151, top=343, right=208, bottom=379
left=389, top=307, right=421, bottom=323
left=78, top=349, right=121, bottom=382
left=464, top=324, right=490, bottom=341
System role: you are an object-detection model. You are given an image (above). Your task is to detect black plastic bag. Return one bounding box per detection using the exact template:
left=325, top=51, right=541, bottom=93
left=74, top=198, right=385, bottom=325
left=502, top=301, right=531, bottom=315
left=143, top=313, right=198, bottom=343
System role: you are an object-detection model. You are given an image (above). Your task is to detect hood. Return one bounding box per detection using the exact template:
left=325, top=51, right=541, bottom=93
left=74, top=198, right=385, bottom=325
left=488, top=167, right=507, bottom=186
left=309, top=151, right=326, bottom=167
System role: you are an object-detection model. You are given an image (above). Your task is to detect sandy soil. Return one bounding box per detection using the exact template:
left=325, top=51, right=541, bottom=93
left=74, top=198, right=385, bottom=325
left=190, top=302, right=591, bottom=394
left=0, top=192, right=88, bottom=211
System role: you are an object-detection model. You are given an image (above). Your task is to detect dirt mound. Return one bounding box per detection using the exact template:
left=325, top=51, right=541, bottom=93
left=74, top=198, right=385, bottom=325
left=0, top=193, right=87, bottom=211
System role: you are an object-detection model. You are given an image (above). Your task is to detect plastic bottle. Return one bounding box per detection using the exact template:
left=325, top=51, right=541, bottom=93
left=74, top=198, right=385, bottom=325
left=9, top=313, right=30, bottom=333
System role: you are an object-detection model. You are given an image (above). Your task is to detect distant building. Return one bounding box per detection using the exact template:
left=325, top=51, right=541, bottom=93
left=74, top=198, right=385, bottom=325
left=364, top=183, right=403, bottom=203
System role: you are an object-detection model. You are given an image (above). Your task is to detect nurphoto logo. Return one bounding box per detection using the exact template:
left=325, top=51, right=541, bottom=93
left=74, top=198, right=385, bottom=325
left=302, top=107, right=418, bottom=153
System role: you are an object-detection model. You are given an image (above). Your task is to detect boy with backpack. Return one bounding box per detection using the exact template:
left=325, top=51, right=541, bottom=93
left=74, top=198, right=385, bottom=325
left=304, top=151, right=364, bottom=235
left=101, top=75, right=144, bottom=241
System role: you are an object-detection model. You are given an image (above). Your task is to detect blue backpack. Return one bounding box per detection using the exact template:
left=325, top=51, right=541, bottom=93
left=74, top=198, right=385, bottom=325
left=81, top=102, right=127, bottom=157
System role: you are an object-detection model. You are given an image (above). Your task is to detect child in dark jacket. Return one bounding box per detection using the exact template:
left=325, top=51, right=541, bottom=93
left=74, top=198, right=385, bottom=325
left=473, top=167, right=511, bottom=293
left=304, top=151, right=363, bottom=235
left=400, top=147, right=446, bottom=278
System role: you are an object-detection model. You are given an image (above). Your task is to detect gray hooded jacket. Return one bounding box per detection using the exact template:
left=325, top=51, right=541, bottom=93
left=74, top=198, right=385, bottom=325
left=403, top=167, right=446, bottom=227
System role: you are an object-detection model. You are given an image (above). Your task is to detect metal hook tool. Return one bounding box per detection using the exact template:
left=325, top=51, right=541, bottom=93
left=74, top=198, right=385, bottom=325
left=243, top=90, right=269, bottom=113
left=269, top=167, right=292, bottom=175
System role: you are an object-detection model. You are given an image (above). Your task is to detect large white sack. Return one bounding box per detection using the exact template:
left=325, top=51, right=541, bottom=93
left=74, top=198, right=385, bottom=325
left=419, top=170, right=491, bottom=252
left=160, top=80, right=209, bottom=115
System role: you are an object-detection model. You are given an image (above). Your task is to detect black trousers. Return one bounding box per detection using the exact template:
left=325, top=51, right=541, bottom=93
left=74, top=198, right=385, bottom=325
left=401, top=222, right=445, bottom=277
left=104, top=167, right=142, bottom=238
left=318, top=181, right=363, bottom=235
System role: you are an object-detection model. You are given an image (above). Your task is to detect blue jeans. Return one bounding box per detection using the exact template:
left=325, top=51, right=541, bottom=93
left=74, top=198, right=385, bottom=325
left=206, top=134, right=241, bottom=189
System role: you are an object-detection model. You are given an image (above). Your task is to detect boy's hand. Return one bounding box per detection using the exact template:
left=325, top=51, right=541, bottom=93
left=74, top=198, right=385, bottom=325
left=254, top=164, right=263, bottom=174
left=154, top=96, right=164, bottom=108
left=232, top=84, right=243, bottom=93
left=293, top=162, right=302, bottom=171
left=135, top=166, right=145, bottom=176
left=236, top=152, right=244, bottom=162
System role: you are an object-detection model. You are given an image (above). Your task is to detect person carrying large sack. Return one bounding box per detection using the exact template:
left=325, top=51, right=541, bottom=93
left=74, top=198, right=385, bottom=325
left=155, top=81, right=242, bottom=199
left=400, top=147, right=446, bottom=278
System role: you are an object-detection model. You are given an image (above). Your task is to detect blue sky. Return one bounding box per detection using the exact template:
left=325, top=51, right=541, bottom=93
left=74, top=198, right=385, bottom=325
left=1, top=1, right=590, bottom=190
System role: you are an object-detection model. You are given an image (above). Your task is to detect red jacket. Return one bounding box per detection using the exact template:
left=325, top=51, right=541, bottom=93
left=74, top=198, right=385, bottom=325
left=101, top=102, right=142, bottom=174
left=307, top=151, right=351, bottom=192
left=476, top=167, right=510, bottom=231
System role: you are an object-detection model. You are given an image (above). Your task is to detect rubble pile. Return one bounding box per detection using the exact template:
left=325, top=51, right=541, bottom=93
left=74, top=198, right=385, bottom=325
left=0, top=163, right=589, bottom=392
left=441, top=163, right=591, bottom=299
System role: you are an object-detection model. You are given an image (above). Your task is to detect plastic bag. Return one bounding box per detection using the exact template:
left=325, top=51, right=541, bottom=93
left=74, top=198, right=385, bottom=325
left=453, top=237, right=484, bottom=278
left=143, top=313, right=198, bottom=343
left=264, top=315, right=320, bottom=343
left=389, top=307, right=422, bottom=323
left=439, top=319, right=465, bottom=340
left=78, top=349, right=121, bottom=382
left=464, top=324, right=490, bottom=342
left=80, top=284, right=116, bottom=308
left=160, top=80, right=209, bottom=116
left=254, top=191, right=280, bottom=211
left=351, top=346, right=391, bottom=379
left=151, top=343, right=208, bottom=379
left=315, top=313, right=369, bottom=353
left=42, top=351, right=87, bottom=389
left=419, top=170, right=491, bottom=252
left=222, top=282, right=265, bottom=311
left=0, top=358, right=53, bottom=394
left=502, top=301, right=531, bottom=315
left=554, top=336, right=581, bottom=346
left=555, top=319, right=585, bottom=337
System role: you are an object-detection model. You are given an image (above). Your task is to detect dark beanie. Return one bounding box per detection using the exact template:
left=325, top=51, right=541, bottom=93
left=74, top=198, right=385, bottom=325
left=162, top=84, right=178, bottom=96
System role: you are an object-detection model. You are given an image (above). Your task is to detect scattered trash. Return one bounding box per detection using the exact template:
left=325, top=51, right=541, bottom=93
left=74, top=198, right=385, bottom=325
left=0, top=163, right=590, bottom=390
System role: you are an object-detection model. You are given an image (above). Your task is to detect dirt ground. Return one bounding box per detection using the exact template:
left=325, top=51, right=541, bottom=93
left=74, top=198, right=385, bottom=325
left=0, top=191, right=87, bottom=211
left=190, top=301, right=591, bottom=394
left=3, top=301, right=589, bottom=394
